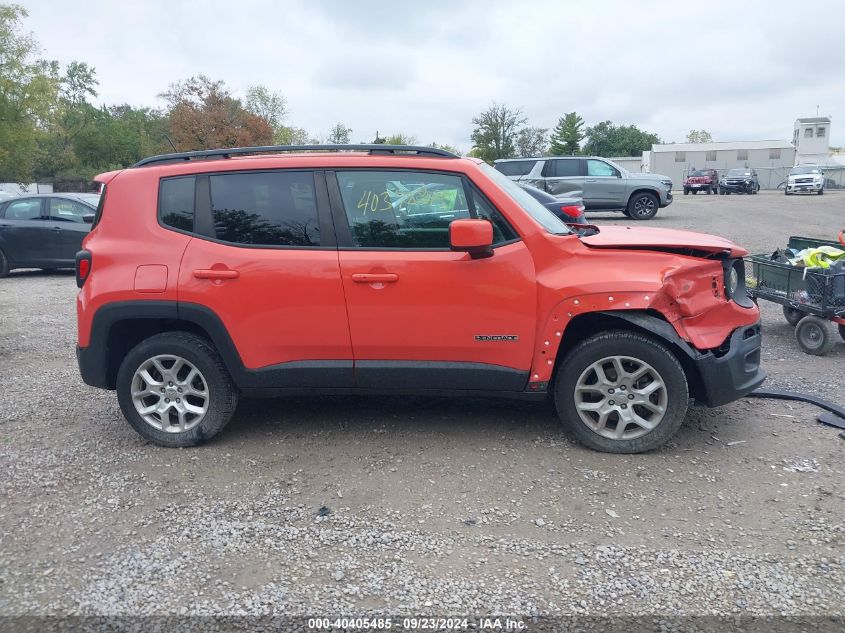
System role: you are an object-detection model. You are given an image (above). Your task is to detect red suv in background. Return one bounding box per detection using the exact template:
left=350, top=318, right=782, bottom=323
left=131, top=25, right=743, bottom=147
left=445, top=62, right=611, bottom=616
left=683, top=168, right=719, bottom=195
left=76, top=145, right=765, bottom=453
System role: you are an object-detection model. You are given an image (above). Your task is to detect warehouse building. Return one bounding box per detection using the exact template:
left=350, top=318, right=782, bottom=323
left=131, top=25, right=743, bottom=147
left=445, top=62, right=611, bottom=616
left=648, top=140, right=796, bottom=190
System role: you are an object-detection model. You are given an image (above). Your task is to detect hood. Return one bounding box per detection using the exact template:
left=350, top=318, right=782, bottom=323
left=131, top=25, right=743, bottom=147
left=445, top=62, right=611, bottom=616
left=580, top=226, right=747, bottom=257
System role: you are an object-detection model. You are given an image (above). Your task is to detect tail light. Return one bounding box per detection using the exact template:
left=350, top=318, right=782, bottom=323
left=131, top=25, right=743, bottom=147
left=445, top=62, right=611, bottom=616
left=560, top=205, right=585, bottom=218
left=76, top=250, right=91, bottom=288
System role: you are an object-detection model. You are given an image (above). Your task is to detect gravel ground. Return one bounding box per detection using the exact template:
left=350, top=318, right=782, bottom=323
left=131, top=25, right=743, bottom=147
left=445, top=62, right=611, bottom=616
left=0, top=191, right=843, bottom=626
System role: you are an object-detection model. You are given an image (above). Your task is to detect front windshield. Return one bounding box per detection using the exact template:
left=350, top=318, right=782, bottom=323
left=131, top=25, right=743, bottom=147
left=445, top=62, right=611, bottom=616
left=790, top=166, right=821, bottom=175
left=479, top=162, right=571, bottom=235
left=690, top=170, right=709, bottom=176
left=727, top=169, right=751, bottom=177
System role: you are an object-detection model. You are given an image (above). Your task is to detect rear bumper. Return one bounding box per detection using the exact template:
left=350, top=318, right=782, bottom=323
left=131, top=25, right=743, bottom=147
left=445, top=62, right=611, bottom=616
left=694, top=321, right=766, bottom=407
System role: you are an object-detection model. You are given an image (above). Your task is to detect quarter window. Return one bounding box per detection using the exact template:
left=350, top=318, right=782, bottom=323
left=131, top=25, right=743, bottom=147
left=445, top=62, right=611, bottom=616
left=3, top=199, right=41, bottom=220
left=210, top=171, right=320, bottom=246
left=335, top=171, right=515, bottom=249
left=160, top=177, right=195, bottom=232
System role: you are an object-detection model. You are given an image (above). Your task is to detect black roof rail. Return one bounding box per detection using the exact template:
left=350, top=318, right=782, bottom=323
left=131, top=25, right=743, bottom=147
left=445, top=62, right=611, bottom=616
left=132, top=144, right=459, bottom=167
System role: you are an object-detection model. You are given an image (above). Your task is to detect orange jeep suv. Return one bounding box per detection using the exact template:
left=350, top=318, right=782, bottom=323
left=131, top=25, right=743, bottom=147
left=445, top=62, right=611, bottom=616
left=76, top=145, right=765, bottom=453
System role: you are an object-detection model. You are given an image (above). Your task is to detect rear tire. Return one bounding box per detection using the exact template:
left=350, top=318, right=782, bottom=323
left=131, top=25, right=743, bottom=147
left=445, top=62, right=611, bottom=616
left=683, top=188, right=689, bottom=195
left=0, top=248, right=9, bottom=278
left=116, top=332, right=238, bottom=447
left=782, top=305, right=803, bottom=326
left=626, top=192, right=659, bottom=220
left=795, top=316, right=836, bottom=355
left=553, top=331, right=689, bottom=454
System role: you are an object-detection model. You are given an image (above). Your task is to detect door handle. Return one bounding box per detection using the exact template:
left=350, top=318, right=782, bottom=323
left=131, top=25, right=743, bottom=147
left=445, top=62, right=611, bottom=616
left=586, top=179, right=597, bottom=183
left=193, top=268, right=240, bottom=280
left=52, top=226, right=63, bottom=231
left=351, top=273, right=398, bottom=283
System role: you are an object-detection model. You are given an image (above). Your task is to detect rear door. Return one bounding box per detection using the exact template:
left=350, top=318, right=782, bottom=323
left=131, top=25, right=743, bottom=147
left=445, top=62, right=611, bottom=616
left=0, top=198, right=47, bottom=266
left=542, top=158, right=585, bottom=197
left=43, top=197, right=92, bottom=264
left=176, top=169, right=354, bottom=386
left=583, top=159, right=627, bottom=208
left=329, top=169, right=537, bottom=391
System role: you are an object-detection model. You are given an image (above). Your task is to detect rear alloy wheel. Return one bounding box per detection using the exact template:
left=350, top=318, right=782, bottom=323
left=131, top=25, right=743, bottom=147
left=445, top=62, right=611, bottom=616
left=782, top=305, right=803, bottom=326
left=553, top=331, right=688, bottom=453
left=0, top=248, right=9, bottom=278
left=116, top=332, right=238, bottom=447
left=795, top=315, right=836, bottom=356
left=627, top=192, right=659, bottom=220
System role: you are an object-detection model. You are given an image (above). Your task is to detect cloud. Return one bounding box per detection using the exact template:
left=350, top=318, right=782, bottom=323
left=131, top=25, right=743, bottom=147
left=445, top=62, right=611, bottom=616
left=17, top=0, right=845, bottom=151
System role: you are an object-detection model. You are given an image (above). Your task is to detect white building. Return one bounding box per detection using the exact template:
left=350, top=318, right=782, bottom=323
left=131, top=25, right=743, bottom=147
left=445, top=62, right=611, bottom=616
left=793, top=117, right=830, bottom=165
left=648, top=140, right=796, bottom=190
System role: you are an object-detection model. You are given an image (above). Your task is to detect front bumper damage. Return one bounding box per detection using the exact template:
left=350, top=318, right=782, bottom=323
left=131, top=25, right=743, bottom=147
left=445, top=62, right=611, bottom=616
left=693, top=321, right=765, bottom=406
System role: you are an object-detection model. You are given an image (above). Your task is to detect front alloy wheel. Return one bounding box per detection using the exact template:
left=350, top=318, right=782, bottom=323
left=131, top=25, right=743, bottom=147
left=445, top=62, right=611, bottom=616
left=574, top=356, right=668, bottom=441
left=627, top=192, right=659, bottom=220
left=554, top=331, right=689, bottom=453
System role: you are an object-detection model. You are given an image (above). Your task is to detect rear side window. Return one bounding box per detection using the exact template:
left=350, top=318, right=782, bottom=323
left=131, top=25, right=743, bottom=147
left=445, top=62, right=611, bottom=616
left=210, top=171, right=320, bottom=246
left=544, top=159, right=580, bottom=178
left=160, top=177, right=195, bottom=232
left=495, top=160, right=537, bottom=177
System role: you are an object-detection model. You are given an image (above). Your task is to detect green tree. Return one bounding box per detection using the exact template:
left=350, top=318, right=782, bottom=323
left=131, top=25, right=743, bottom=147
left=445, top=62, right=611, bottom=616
left=470, top=103, right=526, bottom=162
left=686, top=129, right=713, bottom=143
left=515, top=126, right=548, bottom=157
left=327, top=122, right=352, bottom=144
left=428, top=142, right=462, bottom=156
left=549, top=112, right=585, bottom=155
left=583, top=121, right=660, bottom=157
left=384, top=132, right=416, bottom=145
left=244, top=85, right=287, bottom=133
left=0, top=3, right=61, bottom=181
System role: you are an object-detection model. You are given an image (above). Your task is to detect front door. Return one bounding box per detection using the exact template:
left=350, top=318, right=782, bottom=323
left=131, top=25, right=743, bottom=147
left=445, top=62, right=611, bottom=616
left=329, top=169, right=537, bottom=391
left=582, top=159, right=627, bottom=208
left=176, top=169, right=353, bottom=387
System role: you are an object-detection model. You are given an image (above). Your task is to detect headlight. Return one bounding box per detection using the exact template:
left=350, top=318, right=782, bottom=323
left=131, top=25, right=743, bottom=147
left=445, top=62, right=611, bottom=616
left=724, top=259, right=753, bottom=308
left=661, top=179, right=672, bottom=188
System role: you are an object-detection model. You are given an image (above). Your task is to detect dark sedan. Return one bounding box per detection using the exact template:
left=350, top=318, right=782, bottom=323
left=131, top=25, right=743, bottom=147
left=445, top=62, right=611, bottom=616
left=0, top=193, right=99, bottom=277
left=519, top=184, right=587, bottom=224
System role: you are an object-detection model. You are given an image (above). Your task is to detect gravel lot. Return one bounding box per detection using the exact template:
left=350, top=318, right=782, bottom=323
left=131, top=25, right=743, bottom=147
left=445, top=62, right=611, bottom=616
left=0, top=191, right=843, bottom=626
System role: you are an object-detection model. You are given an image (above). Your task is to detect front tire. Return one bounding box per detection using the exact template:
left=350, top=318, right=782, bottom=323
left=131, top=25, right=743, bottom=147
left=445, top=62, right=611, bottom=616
left=626, top=192, right=659, bottom=220
left=795, top=316, right=836, bottom=356
left=683, top=188, right=689, bottom=195
left=553, top=331, right=689, bottom=453
left=0, top=248, right=9, bottom=278
left=818, top=188, right=824, bottom=196
left=116, top=332, right=238, bottom=447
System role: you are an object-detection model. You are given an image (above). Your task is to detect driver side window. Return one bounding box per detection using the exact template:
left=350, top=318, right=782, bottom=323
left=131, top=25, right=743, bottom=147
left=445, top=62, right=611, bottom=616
left=587, top=160, right=619, bottom=177
left=335, top=171, right=515, bottom=249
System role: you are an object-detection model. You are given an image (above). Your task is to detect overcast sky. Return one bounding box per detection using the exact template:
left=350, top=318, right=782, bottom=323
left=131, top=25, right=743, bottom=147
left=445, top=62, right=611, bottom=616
left=18, top=0, right=845, bottom=151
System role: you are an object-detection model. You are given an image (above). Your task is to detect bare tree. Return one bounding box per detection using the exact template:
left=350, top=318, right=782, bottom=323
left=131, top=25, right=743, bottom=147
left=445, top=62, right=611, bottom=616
left=470, top=103, right=527, bottom=162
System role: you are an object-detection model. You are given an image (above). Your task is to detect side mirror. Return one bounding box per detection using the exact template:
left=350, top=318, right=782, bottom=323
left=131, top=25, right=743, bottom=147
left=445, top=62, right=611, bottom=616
left=82, top=214, right=95, bottom=224
left=450, top=219, right=493, bottom=259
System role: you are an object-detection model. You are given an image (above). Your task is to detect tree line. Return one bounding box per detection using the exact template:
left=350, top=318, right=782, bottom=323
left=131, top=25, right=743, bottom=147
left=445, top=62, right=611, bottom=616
left=2, top=4, right=699, bottom=186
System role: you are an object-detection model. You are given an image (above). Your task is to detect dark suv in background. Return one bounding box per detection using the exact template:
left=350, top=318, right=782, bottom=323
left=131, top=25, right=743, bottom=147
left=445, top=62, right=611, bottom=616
left=719, top=168, right=760, bottom=195
left=495, top=156, right=672, bottom=220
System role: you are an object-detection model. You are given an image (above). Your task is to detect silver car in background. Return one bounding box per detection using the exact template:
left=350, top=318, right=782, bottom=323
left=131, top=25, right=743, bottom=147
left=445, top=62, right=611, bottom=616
left=495, top=156, right=673, bottom=220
